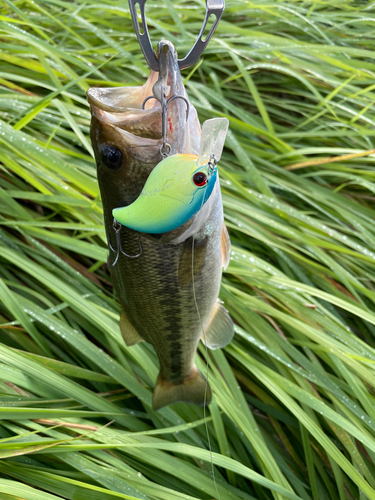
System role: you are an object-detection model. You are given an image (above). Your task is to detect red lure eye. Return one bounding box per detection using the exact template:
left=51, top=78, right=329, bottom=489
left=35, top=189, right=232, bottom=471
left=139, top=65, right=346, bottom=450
left=193, top=172, right=207, bottom=186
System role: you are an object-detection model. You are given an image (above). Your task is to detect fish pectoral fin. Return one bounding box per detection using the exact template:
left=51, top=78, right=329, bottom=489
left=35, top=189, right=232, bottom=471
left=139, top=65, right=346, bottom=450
left=221, top=224, right=231, bottom=270
left=201, top=300, right=234, bottom=350
left=120, top=310, right=144, bottom=346
left=152, top=367, right=212, bottom=411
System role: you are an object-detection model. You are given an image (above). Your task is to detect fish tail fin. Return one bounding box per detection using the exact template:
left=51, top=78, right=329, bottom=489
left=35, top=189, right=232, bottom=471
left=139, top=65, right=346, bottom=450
left=152, top=367, right=212, bottom=411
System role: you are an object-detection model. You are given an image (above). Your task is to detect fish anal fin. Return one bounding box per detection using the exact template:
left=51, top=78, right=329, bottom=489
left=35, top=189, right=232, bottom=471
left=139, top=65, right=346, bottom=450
left=120, top=310, right=144, bottom=346
left=152, top=367, right=212, bottom=411
left=178, top=235, right=208, bottom=286
left=201, top=300, right=234, bottom=350
left=222, top=224, right=231, bottom=270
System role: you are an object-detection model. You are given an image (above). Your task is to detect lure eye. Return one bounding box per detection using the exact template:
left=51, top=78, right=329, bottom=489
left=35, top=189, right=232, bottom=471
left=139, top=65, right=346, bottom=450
left=102, top=146, right=122, bottom=169
left=193, top=172, right=208, bottom=187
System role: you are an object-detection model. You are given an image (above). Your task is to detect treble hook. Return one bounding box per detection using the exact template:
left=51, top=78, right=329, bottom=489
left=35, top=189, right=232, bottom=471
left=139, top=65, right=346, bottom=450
left=108, top=219, right=142, bottom=268
left=142, top=94, right=189, bottom=158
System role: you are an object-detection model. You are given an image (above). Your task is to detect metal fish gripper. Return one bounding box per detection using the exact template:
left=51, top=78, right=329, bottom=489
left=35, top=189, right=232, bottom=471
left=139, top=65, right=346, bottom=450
left=128, top=0, right=225, bottom=71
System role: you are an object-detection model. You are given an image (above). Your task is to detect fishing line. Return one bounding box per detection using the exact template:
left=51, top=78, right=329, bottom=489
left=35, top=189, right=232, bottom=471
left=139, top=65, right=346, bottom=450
left=191, top=178, right=221, bottom=500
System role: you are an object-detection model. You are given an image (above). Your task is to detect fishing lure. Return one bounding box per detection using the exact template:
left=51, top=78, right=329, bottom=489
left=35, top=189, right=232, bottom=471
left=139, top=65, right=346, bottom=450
left=87, top=0, right=233, bottom=410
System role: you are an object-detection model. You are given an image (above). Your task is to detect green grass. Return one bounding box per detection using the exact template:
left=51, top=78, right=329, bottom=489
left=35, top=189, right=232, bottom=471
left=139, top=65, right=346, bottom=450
left=1, top=0, right=375, bottom=498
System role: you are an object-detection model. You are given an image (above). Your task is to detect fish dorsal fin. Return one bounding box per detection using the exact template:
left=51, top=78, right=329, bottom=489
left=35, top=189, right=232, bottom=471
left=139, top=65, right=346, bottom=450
left=221, top=224, right=231, bottom=270
left=201, top=300, right=234, bottom=350
left=120, top=310, right=144, bottom=346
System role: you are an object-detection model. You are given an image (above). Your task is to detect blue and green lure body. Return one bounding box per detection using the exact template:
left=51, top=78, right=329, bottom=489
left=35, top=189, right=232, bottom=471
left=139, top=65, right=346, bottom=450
left=113, top=154, right=217, bottom=234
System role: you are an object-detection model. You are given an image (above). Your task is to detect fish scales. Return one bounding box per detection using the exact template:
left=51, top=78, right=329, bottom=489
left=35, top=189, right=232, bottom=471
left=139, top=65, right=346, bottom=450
left=88, top=41, right=233, bottom=410
left=111, top=190, right=223, bottom=383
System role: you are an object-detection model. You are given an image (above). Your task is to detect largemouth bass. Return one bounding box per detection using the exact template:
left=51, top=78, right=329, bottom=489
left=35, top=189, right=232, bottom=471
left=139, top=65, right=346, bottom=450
left=88, top=41, right=233, bottom=410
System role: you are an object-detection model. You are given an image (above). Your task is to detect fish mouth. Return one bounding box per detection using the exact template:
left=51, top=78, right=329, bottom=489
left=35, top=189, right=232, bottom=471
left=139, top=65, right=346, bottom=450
left=87, top=41, right=201, bottom=154
left=87, top=41, right=178, bottom=113
left=87, top=75, right=158, bottom=114
left=87, top=71, right=162, bottom=140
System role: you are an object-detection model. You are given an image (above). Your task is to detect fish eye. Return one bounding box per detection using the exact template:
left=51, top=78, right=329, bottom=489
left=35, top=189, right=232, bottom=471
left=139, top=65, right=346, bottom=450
left=193, top=172, right=208, bottom=187
left=101, top=145, right=122, bottom=169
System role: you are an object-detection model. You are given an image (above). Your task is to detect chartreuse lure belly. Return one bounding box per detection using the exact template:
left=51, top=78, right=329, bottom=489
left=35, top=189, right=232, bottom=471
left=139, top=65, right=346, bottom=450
left=113, top=154, right=217, bottom=233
